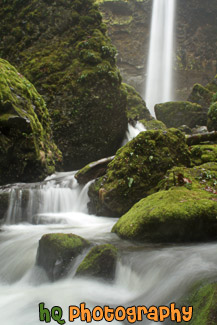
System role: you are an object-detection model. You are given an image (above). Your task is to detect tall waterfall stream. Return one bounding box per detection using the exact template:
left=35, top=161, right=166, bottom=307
left=144, top=0, right=176, bottom=116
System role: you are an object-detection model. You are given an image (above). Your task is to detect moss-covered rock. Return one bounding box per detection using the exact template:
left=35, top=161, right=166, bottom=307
left=0, top=0, right=127, bottom=170
left=140, top=118, right=167, bottom=131
left=75, top=156, right=114, bottom=185
left=122, top=83, right=152, bottom=121
left=155, top=101, right=206, bottom=129
left=190, top=144, right=217, bottom=166
left=76, top=244, right=118, bottom=280
left=188, top=83, right=214, bottom=110
left=112, top=187, right=217, bottom=243
left=159, top=163, right=217, bottom=193
left=207, top=101, right=217, bottom=131
left=0, top=59, right=61, bottom=185
left=178, top=282, right=217, bottom=325
left=36, top=233, right=90, bottom=281
left=88, top=129, right=191, bottom=217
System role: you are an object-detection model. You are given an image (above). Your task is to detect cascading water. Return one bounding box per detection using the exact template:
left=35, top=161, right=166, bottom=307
left=144, top=0, right=176, bottom=116
left=1, top=171, right=217, bottom=324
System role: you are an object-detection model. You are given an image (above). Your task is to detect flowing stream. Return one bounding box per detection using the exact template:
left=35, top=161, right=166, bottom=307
left=144, top=0, right=176, bottom=116
left=1, top=171, right=217, bottom=325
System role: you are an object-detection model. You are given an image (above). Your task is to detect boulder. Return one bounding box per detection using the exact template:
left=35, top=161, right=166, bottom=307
left=178, top=282, right=217, bottom=325
left=139, top=119, right=167, bottom=131
left=207, top=102, right=217, bottom=131
left=36, top=233, right=90, bottom=281
left=0, top=59, right=61, bottom=185
left=88, top=129, right=191, bottom=217
left=112, top=187, right=217, bottom=243
left=0, top=0, right=128, bottom=170
left=159, top=163, right=217, bottom=192
left=155, top=101, right=206, bottom=129
left=75, top=244, right=118, bottom=280
left=75, top=156, right=114, bottom=185
left=188, top=83, right=214, bottom=110
left=122, top=83, right=152, bottom=121
left=190, top=144, right=217, bottom=166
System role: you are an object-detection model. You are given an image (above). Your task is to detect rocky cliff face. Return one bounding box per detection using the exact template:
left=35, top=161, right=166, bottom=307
left=98, top=0, right=217, bottom=100
left=0, top=0, right=128, bottom=171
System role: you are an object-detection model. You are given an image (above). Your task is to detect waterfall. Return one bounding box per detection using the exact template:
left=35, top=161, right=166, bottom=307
left=144, top=0, right=176, bottom=116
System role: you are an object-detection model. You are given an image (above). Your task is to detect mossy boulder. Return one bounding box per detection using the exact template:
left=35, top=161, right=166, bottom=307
left=0, top=59, right=61, bottom=185
left=75, top=156, right=114, bottom=185
left=206, top=74, right=217, bottom=93
left=140, top=119, right=167, bottom=131
left=76, top=244, right=118, bottom=280
left=122, top=83, right=152, bottom=121
left=178, top=282, right=217, bottom=325
left=207, top=101, right=217, bottom=131
left=0, top=0, right=127, bottom=170
left=188, top=83, right=214, bottom=110
left=159, top=163, right=217, bottom=193
left=112, top=187, right=217, bottom=243
left=154, top=101, right=206, bottom=129
left=190, top=144, right=217, bottom=166
left=88, top=129, right=191, bottom=217
left=36, top=233, right=90, bottom=281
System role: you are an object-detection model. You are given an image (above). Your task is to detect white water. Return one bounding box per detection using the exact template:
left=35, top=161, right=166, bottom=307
left=1, top=172, right=217, bottom=324
left=144, top=0, right=176, bottom=116
left=122, top=121, right=146, bottom=146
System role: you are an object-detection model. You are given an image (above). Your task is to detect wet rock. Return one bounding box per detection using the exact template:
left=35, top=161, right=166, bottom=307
left=207, top=102, right=217, bottom=131
left=0, top=0, right=128, bottom=170
left=190, top=145, right=217, bottom=166
left=188, top=83, right=214, bottom=110
left=0, top=59, right=61, bottom=185
left=155, top=101, right=206, bottom=129
left=122, top=83, right=152, bottom=121
left=192, top=126, right=208, bottom=134
left=112, top=186, right=217, bottom=243
left=179, top=282, right=217, bottom=325
left=75, top=156, right=114, bottom=185
left=36, top=233, right=90, bottom=281
left=88, top=129, right=191, bottom=217
left=75, top=244, right=118, bottom=281
left=0, top=190, right=9, bottom=221
left=178, top=125, right=192, bottom=135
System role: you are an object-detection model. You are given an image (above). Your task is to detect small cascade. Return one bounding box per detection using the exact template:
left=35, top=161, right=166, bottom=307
left=5, top=172, right=91, bottom=225
left=122, top=121, right=146, bottom=146
left=144, top=0, right=176, bottom=116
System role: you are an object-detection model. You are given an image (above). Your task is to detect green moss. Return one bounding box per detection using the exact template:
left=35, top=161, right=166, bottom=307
left=190, top=144, right=217, bottom=166
left=179, top=283, right=217, bottom=325
left=0, top=0, right=127, bottom=170
left=37, top=233, right=90, bottom=280
left=155, top=101, right=206, bottom=128
left=88, top=129, right=191, bottom=217
left=0, top=58, right=62, bottom=184
left=140, top=118, right=167, bottom=131
left=207, top=102, right=217, bottom=131
left=122, top=83, right=152, bottom=121
left=112, top=187, right=217, bottom=242
left=188, top=83, right=214, bottom=110
left=40, top=233, right=90, bottom=256
left=76, top=244, right=118, bottom=279
left=158, top=163, right=217, bottom=193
